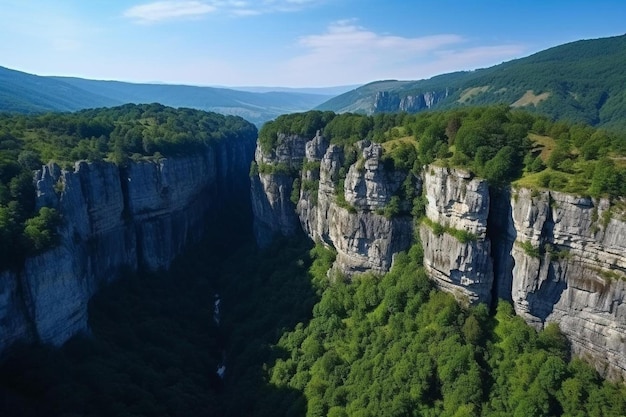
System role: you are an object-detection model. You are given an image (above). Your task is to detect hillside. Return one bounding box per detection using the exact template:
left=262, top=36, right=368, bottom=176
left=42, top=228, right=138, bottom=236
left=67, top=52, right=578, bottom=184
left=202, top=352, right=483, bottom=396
left=317, top=34, right=626, bottom=130
left=0, top=66, right=335, bottom=125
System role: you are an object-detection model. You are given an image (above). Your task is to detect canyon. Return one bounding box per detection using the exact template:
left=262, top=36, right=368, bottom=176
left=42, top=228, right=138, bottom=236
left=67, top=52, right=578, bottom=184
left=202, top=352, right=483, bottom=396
left=0, top=125, right=624, bottom=382
left=0, top=137, right=255, bottom=353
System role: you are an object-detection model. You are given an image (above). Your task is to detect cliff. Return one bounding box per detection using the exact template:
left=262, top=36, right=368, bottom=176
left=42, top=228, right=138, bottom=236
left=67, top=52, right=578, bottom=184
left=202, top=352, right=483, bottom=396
left=373, top=91, right=448, bottom=113
left=251, top=132, right=626, bottom=380
left=251, top=132, right=414, bottom=275
left=0, top=137, right=255, bottom=352
left=507, top=188, right=626, bottom=380
left=419, top=166, right=494, bottom=305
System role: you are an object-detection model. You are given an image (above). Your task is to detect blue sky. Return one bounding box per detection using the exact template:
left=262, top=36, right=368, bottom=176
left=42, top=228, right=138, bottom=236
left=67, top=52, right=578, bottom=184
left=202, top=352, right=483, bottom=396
left=1, top=0, right=625, bottom=87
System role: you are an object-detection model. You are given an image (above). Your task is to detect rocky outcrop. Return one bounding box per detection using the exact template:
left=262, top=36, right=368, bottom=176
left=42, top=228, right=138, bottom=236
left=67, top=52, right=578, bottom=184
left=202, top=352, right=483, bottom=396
left=0, top=136, right=255, bottom=353
left=508, top=188, right=626, bottom=380
left=373, top=90, right=448, bottom=113
left=251, top=133, right=308, bottom=246
left=420, top=166, right=493, bottom=304
left=251, top=133, right=415, bottom=275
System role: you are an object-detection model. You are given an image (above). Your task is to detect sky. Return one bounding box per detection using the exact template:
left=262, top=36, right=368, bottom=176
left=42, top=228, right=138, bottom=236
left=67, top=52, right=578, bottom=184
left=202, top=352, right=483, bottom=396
left=1, top=0, right=625, bottom=88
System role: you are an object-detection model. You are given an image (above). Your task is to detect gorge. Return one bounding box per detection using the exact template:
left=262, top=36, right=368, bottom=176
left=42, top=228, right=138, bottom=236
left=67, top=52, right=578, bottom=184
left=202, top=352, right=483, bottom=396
left=1, top=105, right=626, bottom=416
left=0, top=130, right=255, bottom=354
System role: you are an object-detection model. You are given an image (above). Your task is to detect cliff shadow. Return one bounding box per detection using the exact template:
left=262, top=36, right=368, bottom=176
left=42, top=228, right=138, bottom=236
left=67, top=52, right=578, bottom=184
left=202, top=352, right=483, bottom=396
left=0, top=221, right=313, bottom=417
left=487, top=186, right=517, bottom=306
left=216, top=236, right=317, bottom=416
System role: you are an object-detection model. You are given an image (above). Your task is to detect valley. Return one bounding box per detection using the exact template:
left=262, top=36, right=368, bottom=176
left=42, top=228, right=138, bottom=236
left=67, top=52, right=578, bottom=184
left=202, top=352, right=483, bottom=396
left=0, top=29, right=626, bottom=417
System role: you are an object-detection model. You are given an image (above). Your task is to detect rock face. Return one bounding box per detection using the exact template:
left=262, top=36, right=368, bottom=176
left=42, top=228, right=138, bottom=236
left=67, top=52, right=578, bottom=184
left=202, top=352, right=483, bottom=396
left=251, top=133, right=308, bottom=246
left=0, top=136, right=255, bottom=353
left=251, top=133, right=626, bottom=380
left=251, top=133, right=415, bottom=275
left=420, top=166, right=494, bottom=304
left=373, top=90, right=448, bottom=113
left=508, top=188, right=626, bottom=380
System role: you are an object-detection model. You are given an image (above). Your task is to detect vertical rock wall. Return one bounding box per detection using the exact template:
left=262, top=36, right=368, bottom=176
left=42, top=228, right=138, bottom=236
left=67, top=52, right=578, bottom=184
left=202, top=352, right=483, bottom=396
left=0, top=136, right=255, bottom=353
left=251, top=133, right=626, bottom=379
left=509, top=188, right=626, bottom=380
left=251, top=133, right=415, bottom=275
left=419, top=166, right=494, bottom=304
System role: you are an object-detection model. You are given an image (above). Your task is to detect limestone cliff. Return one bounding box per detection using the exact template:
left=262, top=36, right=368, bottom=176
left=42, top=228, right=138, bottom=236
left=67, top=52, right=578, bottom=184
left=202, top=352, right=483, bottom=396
left=419, top=166, right=494, bottom=304
left=508, top=188, right=626, bottom=380
left=251, top=132, right=626, bottom=380
left=251, top=132, right=415, bottom=275
left=0, top=137, right=255, bottom=353
left=373, top=90, right=448, bottom=113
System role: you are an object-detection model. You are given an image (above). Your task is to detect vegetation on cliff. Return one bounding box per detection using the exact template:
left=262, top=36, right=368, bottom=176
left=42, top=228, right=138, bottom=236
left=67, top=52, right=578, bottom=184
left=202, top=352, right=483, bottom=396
left=0, top=103, right=257, bottom=269
left=260, top=107, right=626, bottom=207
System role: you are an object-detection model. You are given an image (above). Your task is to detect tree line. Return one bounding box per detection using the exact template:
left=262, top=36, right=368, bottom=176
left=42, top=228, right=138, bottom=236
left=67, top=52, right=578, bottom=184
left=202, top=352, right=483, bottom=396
left=0, top=103, right=257, bottom=270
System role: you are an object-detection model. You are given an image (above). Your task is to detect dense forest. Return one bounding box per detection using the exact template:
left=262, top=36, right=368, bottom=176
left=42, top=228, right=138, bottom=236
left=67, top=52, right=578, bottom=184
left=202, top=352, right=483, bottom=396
left=0, top=103, right=256, bottom=269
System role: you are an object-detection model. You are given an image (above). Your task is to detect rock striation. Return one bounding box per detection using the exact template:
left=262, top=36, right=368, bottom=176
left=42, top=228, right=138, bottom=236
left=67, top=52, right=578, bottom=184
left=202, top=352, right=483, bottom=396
left=419, top=166, right=494, bottom=304
left=508, top=188, right=626, bottom=380
left=0, top=136, right=255, bottom=353
left=251, top=131, right=626, bottom=380
left=251, top=132, right=415, bottom=275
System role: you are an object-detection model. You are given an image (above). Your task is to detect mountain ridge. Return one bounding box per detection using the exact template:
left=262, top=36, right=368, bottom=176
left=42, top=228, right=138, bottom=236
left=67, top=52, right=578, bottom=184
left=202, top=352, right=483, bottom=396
left=317, top=33, right=626, bottom=130
left=0, top=66, right=339, bottom=125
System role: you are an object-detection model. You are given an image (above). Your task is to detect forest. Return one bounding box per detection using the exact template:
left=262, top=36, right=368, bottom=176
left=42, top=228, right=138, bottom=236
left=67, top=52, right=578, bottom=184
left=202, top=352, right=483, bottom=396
left=0, top=103, right=256, bottom=269
left=319, top=34, right=626, bottom=131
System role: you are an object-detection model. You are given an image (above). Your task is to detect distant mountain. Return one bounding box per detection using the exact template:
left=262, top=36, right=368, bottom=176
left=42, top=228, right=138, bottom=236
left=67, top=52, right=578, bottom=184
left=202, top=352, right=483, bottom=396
left=0, top=66, right=336, bottom=125
left=0, top=67, right=119, bottom=113
left=228, top=85, right=361, bottom=96
left=317, top=34, right=626, bottom=130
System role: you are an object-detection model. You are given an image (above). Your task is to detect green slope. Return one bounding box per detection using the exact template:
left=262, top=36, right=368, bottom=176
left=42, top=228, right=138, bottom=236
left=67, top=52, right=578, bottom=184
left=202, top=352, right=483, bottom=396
left=0, top=67, right=335, bottom=125
left=0, top=66, right=120, bottom=113
left=317, top=34, right=626, bottom=130
left=50, top=77, right=334, bottom=125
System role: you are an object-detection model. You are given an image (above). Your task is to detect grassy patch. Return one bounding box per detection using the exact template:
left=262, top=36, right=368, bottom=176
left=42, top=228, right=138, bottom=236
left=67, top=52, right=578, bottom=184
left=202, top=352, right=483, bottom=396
left=422, top=217, right=478, bottom=243
left=511, top=90, right=551, bottom=107
left=381, top=136, right=418, bottom=153
left=528, top=133, right=557, bottom=162
left=458, top=86, right=490, bottom=103
left=513, top=168, right=591, bottom=195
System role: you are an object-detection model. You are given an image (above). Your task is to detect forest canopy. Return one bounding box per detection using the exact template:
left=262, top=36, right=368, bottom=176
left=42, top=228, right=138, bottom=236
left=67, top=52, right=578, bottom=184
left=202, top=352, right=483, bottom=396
left=259, top=107, right=626, bottom=199
left=0, top=103, right=257, bottom=269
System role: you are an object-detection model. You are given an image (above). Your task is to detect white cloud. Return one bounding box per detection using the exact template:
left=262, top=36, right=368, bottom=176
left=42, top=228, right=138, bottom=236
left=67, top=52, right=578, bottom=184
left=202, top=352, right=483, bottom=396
left=123, top=1, right=217, bottom=23
left=123, top=0, right=323, bottom=22
left=299, top=20, right=462, bottom=55
left=283, top=20, right=526, bottom=85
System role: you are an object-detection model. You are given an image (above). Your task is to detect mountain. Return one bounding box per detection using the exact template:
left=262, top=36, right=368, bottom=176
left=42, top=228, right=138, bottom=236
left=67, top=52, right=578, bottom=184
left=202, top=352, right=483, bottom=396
left=0, top=66, right=336, bottom=125
left=0, top=66, right=119, bottom=113
left=317, top=34, right=626, bottom=130
left=227, top=84, right=361, bottom=96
